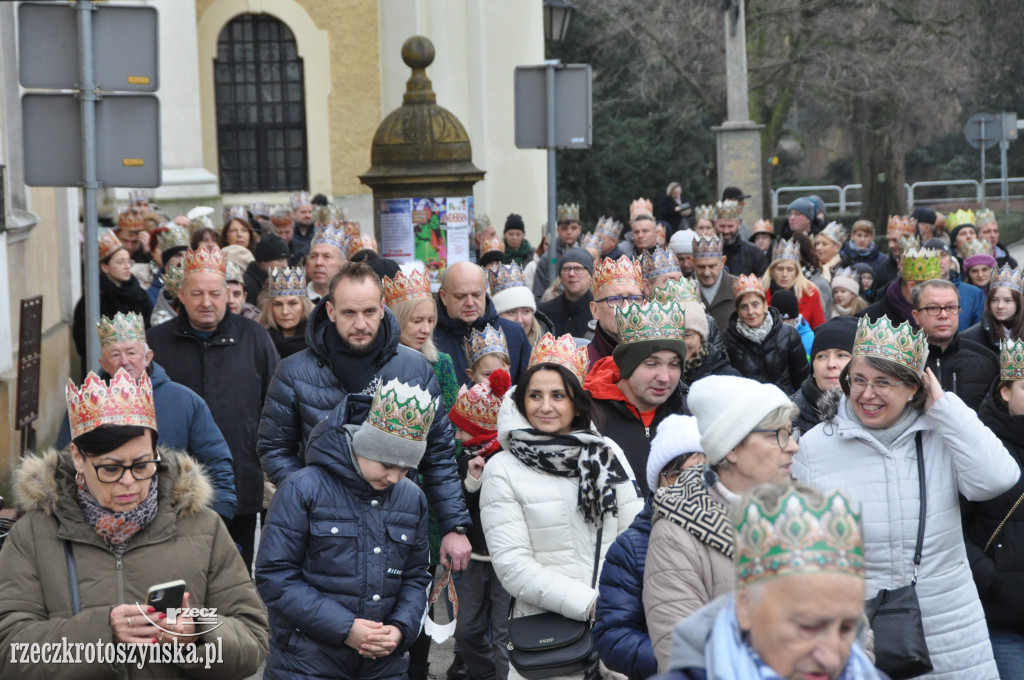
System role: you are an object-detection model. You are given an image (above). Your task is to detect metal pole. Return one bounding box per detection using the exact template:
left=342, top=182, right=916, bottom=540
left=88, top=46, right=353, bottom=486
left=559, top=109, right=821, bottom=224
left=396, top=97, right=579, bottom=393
left=1001, top=139, right=1010, bottom=217
left=980, top=119, right=987, bottom=210
left=77, top=1, right=101, bottom=371
left=546, top=60, right=558, bottom=281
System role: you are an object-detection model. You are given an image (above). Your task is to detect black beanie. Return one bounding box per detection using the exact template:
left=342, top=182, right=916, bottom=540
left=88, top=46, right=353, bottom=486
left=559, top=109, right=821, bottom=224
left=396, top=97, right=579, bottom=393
left=254, top=233, right=289, bottom=262
left=478, top=250, right=507, bottom=268
left=504, top=213, right=526, bottom=233
left=772, top=289, right=800, bottom=320
left=910, top=207, right=937, bottom=225
left=366, top=257, right=401, bottom=280
left=810, top=317, right=858, bottom=359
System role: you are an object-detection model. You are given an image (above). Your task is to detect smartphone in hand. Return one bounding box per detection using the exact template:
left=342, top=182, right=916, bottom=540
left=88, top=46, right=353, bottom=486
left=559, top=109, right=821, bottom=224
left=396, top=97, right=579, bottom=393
left=146, top=580, right=186, bottom=615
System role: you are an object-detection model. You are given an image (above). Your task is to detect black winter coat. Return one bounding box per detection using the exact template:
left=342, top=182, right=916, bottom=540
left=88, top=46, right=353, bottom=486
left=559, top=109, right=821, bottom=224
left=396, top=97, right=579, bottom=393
left=538, top=290, right=595, bottom=338
left=256, top=395, right=431, bottom=680
left=147, top=310, right=279, bottom=515
left=792, top=374, right=834, bottom=433
left=872, top=256, right=900, bottom=303
left=925, top=335, right=999, bottom=412
left=683, top=341, right=739, bottom=385
left=433, top=298, right=531, bottom=387
left=73, top=274, right=153, bottom=360
left=257, top=299, right=471, bottom=535
left=243, top=261, right=268, bottom=305
left=961, top=315, right=1005, bottom=355
left=722, top=238, right=767, bottom=278
left=723, top=308, right=809, bottom=395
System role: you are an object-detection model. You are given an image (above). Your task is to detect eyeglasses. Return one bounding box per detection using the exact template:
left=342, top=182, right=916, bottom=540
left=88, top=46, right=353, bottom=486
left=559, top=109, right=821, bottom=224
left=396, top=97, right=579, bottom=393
left=751, top=427, right=800, bottom=449
left=561, top=266, right=589, bottom=276
left=594, top=294, right=645, bottom=308
left=91, top=458, right=160, bottom=484
left=915, top=304, right=961, bottom=316
left=846, top=374, right=904, bottom=395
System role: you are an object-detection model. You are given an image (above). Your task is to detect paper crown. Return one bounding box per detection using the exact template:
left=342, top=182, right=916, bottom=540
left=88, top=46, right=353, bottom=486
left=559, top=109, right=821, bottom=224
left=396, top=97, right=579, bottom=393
left=947, top=208, right=976, bottom=230
left=630, top=198, right=654, bottom=220
left=819, top=221, right=848, bottom=246
left=98, top=230, right=125, bottom=261
left=897, top=236, right=921, bottom=254
left=224, top=260, right=244, bottom=285
left=157, top=225, right=190, bottom=254
left=639, top=246, right=681, bottom=280
left=693, top=235, right=724, bottom=259
left=348, top=233, right=378, bottom=258
left=529, top=333, right=589, bottom=386
left=310, top=224, right=348, bottom=253
left=342, top=221, right=362, bottom=240
left=772, top=238, right=801, bottom=262
left=313, top=203, right=342, bottom=225
left=558, top=203, right=580, bottom=223
left=248, top=201, right=270, bottom=218
left=594, top=216, right=623, bottom=240
left=615, top=300, right=686, bottom=345
left=695, top=204, right=716, bottom=222
left=163, top=261, right=186, bottom=295
left=652, top=276, right=701, bottom=306
left=733, top=274, right=765, bottom=299
left=97, top=312, right=146, bottom=348
left=450, top=369, right=511, bottom=433
left=268, top=267, right=306, bottom=297
left=886, top=215, right=915, bottom=239
left=960, top=238, right=993, bottom=259
left=465, top=324, right=509, bottom=367
left=592, top=254, right=643, bottom=297
left=473, top=213, right=492, bottom=234
left=128, top=188, right=149, bottom=205
left=735, top=488, right=866, bottom=587
left=364, top=377, right=436, bottom=443
left=853, top=316, right=928, bottom=373
left=975, top=208, right=997, bottom=227
left=751, top=219, right=774, bottom=236
left=479, top=236, right=505, bottom=255
left=290, top=191, right=312, bottom=210
left=66, top=369, right=157, bottom=440
left=1001, top=340, right=1024, bottom=381
left=270, top=210, right=293, bottom=227
left=833, top=266, right=858, bottom=282
left=991, top=265, right=1024, bottom=294
left=716, top=200, right=741, bottom=220
left=226, top=205, right=248, bottom=221
left=487, top=262, right=528, bottom=296
left=183, top=245, right=227, bottom=279
left=383, top=269, right=433, bottom=307
left=581, top=232, right=602, bottom=252
left=117, top=209, right=145, bottom=230
left=901, top=248, right=942, bottom=282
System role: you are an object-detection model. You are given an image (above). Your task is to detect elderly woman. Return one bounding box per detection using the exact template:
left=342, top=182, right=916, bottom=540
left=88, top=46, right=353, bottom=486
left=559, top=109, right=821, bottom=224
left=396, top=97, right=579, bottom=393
left=792, top=317, right=857, bottom=432
left=0, top=369, right=268, bottom=678
left=962, top=265, right=1024, bottom=354
left=643, top=376, right=800, bottom=671
left=258, top=266, right=314, bottom=359
left=763, top=238, right=826, bottom=330
left=489, top=262, right=554, bottom=346
left=794, top=316, right=1019, bottom=679
left=480, top=334, right=644, bottom=680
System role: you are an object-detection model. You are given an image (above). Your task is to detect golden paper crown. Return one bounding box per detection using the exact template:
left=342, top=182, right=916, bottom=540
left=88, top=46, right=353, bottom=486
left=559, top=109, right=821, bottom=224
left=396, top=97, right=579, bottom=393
left=557, top=203, right=580, bottom=223
left=732, top=274, right=765, bottom=299
left=313, top=203, right=342, bottom=225
left=290, top=191, right=312, bottom=210
left=365, top=378, right=436, bottom=443
left=529, top=333, right=589, bottom=386
left=163, top=262, right=185, bottom=295
left=853, top=316, right=928, bottom=374
left=639, top=246, right=681, bottom=280
left=310, top=225, right=348, bottom=253
left=716, top=200, right=741, bottom=220
left=961, top=238, right=994, bottom=259
left=66, top=369, right=157, bottom=440
left=97, top=312, right=146, bottom=348
left=348, top=233, right=378, bottom=258
left=473, top=213, right=492, bottom=234
left=772, top=238, right=801, bottom=262
left=751, top=219, right=774, bottom=236
left=695, top=204, right=716, bottom=222
left=594, top=216, right=623, bottom=240
left=1001, top=339, right=1024, bottom=381
left=630, top=198, right=654, bottom=220
left=652, top=277, right=700, bottom=305
left=343, top=221, right=362, bottom=240
left=886, top=215, right=915, bottom=239
left=480, top=236, right=505, bottom=255
left=487, top=262, right=528, bottom=295
left=592, top=254, right=643, bottom=297
left=128, top=188, right=149, bottom=206
left=947, top=208, right=976, bottom=230
left=117, top=209, right=145, bottom=231
left=693, top=235, right=724, bottom=259
left=465, top=324, right=509, bottom=367
left=819, top=221, right=848, bottom=246
left=615, top=300, right=686, bottom=345
left=901, top=248, right=942, bottom=282
left=383, top=269, right=433, bottom=307
left=975, top=208, right=997, bottom=227
left=268, top=267, right=307, bottom=297
left=270, top=210, right=293, bottom=228
left=183, top=245, right=227, bottom=279
left=991, top=265, right=1024, bottom=294
left=98, top=230, right=125, bottom=261
left=157, top=225, right=190, bottom=254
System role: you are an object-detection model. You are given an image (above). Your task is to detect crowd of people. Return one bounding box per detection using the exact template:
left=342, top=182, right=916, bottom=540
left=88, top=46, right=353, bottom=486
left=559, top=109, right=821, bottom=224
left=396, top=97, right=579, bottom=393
left=0, top=186, right=1023, bottom=680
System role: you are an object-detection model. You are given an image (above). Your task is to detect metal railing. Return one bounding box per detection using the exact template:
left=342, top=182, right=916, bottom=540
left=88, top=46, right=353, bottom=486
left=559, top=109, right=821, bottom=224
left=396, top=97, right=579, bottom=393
left=771, top=178, right=1024, bottom=216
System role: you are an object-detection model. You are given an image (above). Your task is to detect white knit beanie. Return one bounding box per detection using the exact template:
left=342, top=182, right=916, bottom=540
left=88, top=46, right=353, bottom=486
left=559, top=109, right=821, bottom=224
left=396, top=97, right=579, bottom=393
left=831, top=274, right=860, bottom=296
left=688, top=375, right=793, bottom=465
left=491, top=285, right=537, bottom=315
left=647, top=414, right=703, bottom=493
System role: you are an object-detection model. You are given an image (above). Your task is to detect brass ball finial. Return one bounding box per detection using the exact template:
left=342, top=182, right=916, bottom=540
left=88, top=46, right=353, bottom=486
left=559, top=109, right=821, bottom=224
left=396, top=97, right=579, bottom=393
left=402, top=36, right=435, bottom=70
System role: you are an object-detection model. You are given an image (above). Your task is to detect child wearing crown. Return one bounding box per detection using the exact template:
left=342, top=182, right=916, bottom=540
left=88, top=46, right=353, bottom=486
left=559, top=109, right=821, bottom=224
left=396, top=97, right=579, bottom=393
left=464, top=324, right=511, bottom=385
left=256, top=379, right=436, bottom=679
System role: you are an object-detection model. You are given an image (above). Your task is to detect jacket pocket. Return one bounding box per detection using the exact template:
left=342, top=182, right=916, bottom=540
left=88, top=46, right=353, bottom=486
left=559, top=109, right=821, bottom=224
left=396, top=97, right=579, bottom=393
left=309, top=520, right=359, bottom=577
left=384, top=522, right=416, bottom=576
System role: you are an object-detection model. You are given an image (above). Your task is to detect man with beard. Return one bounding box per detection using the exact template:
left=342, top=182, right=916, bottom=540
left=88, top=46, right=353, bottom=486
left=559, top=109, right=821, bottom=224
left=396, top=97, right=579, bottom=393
left=289, top=190, right=316, bottom=249
left=716, top=199, right=766, bottom=277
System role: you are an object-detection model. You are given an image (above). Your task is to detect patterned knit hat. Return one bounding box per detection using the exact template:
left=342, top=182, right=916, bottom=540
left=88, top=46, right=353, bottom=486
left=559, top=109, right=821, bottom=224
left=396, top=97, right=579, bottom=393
left=350, top=378, right=437, bottom=468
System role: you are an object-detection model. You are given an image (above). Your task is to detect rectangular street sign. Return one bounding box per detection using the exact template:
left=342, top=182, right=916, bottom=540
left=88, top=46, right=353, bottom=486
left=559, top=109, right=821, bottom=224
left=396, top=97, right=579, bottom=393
left=514, top=64, right=592, bottom=150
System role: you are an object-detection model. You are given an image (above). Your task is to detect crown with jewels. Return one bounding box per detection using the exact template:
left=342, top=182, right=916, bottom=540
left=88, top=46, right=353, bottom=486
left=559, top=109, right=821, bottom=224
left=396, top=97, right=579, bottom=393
left=97, top=312, right=146, bottom=348
left=348, top=233, right=377, bottom=258
left=853, top=316, right=928, bottom=373
left=558, top=203, right=580, bottom=223
left=342, top=221, right=363, bottom=240
left=592, top=254, right=643, bottom=297
left=733, top=274, right=765, bottom=299
left=693, top=235, right=724, bottom=260
left=117, top=209, right=145, bottom=231
left=652, top=276, right=701, bottom=306
left=248, top=201, right=270, bottom=219
left=128, top=188, right=149, bottom=205
left=226, top=205, right=248, bottom=221
left=695, top=204, right=716, bottom=222
left=225, top=260, right=244, bottom=285
left=716, top=200, right=741, bottom=220
left=529, top=333, right=589, bottom=386
left=290, top=191, right=312, bottom=210
left=735, top=488, right=865, bottom=587
left=594, top=216, right=624, bottom=241
left=947, top=208, right=976, bottom=230
left=991, top=265, right=1024, bottom=294
left=157, top=225, right=190, bottom=254
left=961, top=238, right=994, bottom=259
left=630, top=198, right=654, bottom=221
left=975, top=208, right=997, bottom=227
left=313, top=203, right=342, bottom=225
left=163, top=262, right=186, bottom=295
left=751, top=219, right=774, bottom=236
left=819, top=221, right=848, bottom=246
left=450, top=369, right=511, bottom=433
left=639, top=246, right=681, bottom=280
left=465, top=324, right=509, bottom=367
left=98, top=230, right=125, bottom=260
left=66, top=369, right=157, bottom=440
left=581, top=232, right=602, bottom=252
left=364, top=377, right=436, bottom=443
left=310, top=224, right=348, bottom=254
left=268, top=267, right=306, bottom=297
left=615, top=300, right=686, bottom=345
left=473, top=213, right=492, bottom=234
left=183, top=245, right=227, bottom=279
left=1000, top=339, right=1024, bottom=381
left=479, top=236, right=505, bottom=255
left=886, top=215, right=915, bottom=240
left=901, top=248, right=942, bottom=282
left=382, top=269, right=433, bottom=307
left=487, top=262, right=528, bottom=296
left=772, top=238, right=801, bottom=262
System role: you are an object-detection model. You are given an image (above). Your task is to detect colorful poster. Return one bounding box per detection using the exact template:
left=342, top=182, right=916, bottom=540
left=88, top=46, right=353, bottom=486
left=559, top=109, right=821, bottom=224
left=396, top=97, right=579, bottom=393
left=380, top=199, right=414, bottom=260
left=379, top=195, right=474, bottom=289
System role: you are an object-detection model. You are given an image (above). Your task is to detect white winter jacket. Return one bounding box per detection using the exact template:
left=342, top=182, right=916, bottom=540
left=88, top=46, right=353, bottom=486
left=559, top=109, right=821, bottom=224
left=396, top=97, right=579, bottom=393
left=480, top=391, right=644, bottom=680
left=793, top=392, right=1019, bottom=680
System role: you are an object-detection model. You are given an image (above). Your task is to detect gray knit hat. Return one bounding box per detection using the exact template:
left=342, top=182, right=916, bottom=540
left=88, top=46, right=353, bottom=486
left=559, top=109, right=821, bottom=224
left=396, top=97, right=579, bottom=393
left=350, top=378, right=437, bottom=468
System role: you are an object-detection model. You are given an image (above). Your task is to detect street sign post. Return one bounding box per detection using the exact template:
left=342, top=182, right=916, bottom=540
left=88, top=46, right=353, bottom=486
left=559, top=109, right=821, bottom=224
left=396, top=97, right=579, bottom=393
left=964, top=113, right=1001, bottom=209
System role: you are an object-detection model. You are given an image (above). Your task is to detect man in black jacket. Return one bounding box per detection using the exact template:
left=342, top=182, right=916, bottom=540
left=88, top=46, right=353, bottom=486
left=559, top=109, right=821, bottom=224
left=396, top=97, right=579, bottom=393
left=537, top=248, right=594, bottom=338
left=911, top=279, right=998, bottom=411
left=717, top=200, right=767, bottom=277
left=147, top=246, right=280, bottom=569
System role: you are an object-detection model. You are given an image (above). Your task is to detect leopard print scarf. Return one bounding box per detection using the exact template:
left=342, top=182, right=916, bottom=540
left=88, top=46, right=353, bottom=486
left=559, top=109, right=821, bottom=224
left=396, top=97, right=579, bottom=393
left=76, top=474, right=159, bottom=554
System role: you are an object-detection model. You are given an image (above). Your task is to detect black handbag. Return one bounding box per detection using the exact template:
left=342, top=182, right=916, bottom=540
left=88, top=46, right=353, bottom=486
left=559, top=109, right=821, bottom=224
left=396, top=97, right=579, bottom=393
left=506, top=523, right=603, bottom=680
left=865, top=432, right=933, bottom=679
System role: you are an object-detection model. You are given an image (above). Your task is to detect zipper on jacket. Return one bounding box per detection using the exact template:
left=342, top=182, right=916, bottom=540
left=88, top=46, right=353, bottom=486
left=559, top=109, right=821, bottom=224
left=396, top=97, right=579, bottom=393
left=952, top=371, right=957, bottom=394
left=116, top=554, right=128, bottom=680
left=645, top=426, right=650, bottom=438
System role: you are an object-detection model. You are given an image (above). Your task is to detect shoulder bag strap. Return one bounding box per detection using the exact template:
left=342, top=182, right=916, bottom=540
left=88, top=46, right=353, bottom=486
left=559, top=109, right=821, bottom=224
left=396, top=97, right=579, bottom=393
left=63, top=540, right=81, bottom=615
left=984, top=487, right=1024, bottom=554
left=911, top=431, right=925, bottom=585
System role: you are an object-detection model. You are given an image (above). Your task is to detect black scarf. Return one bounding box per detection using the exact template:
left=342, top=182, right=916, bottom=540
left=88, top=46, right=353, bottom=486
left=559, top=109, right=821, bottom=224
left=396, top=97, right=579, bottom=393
left=100, top=274, right=153, bottom=327
left=268, top=319, right=309, bottom=359
left=324, top=321, right=390, bottom=395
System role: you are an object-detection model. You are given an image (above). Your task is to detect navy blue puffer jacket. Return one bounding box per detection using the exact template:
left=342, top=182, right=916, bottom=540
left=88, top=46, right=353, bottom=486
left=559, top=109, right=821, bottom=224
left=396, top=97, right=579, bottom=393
left=593, top=503, right=657, bottom=680
left=256, top=395, right=432, bottom=680
left=433, top=297, right=531, bottom=387
left=257, top=299, right=470, bottom=535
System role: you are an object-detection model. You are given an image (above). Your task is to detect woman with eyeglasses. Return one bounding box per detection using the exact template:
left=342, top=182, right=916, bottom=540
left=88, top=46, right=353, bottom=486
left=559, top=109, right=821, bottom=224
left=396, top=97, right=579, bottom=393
left=793, top=317, right=1018, bottom=679
left=642, top=376, right=801, bottom=671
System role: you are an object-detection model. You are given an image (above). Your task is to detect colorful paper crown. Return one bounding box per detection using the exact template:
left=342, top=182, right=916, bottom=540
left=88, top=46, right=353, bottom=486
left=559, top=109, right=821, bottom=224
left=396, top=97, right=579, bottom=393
left=897, top=236, right=921, bottom=254
left=751, top=219, right=774, bottom=236
left=695, top=204, right=716, bottom=222
left=157, top=225, right=190, bottom=254
left=772, top=238, right=801, bottom=262
left=615, top=300, right=686, bottom=345
left=97, top=312, right=146, bottom=348
left=163, top=262, right=186, bottom=295
left=1001, top=340, right=1024, bottom=381
left=268, top=267, right=306, bottom=297
left=348, top=233, right=378, bottom=258
left=901, top=248, right=942, bottom=282
left=947, top=208, right=976, bottom=230
left=270, top=210, right=293, bottom=228
left=853, top=316, right=928, bottom=373
left=819, top=221, right=848, bottom=246
left=450, top=369, right=511, bottom=433
left=226, top=205, right=248, bottom=221
left=129, top=188, right=149, bottom=205
left=487, top=262, right=528, bottom=296
left=594, top=216, right=623, bottom=240
left=733, top=274, right=765, bottom=299
left=310, top=224, right=348, bottom=254
left=652, top=276, right=700, bottom=306
left=886, top=215, right=915, bottom=240
left=98, top=230, right=125, bottom=261
left=313, top=204, right=342, bottom=225
left=465, top=324, right=509, bottom=367
left=383, top=269, right=433, bottom=307
left=290, top=191, right=312, bottom=210
left=581, top=232, right=602, bottom=252
left=342, top=221, right=362, bottom=240
left=558, top=203, right=580, bottom=223
left=365, top=377, right=436, bottom=443
left=480, top=236, right=505, bottom=255
left=225, top=260, right=244, bottom=285
left=991, top=265, right=1024, bottom=294
left=529, top=333, right=589, bottom=386
left=248, top=201, right=270, bottom=218
left=960, top=238, right=993, bottom=259
left=183, top=245, right=227, bottom=279
left=693, top=235, right=724, bottom=259
left=66, top=369, right=157, bottom=440
left=592, top=254, right=643, bottom=297
left=117, top=209, right=145, bottom=230
left=716, top=200, right=741, bottom=220
left=735, top=489, right=866, bottom=587
left=630, top=198, right=654, bottom=220
left=975, top=208, right=997, bottom=227
left=639, top=246, right=681, bottom=280
left=473, top=214, right=492, bottom=234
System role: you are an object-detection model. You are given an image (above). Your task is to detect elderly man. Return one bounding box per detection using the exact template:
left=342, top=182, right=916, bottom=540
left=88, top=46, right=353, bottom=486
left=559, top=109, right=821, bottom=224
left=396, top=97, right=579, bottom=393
left=532, top=202, right=583, bottom=298
left=537, top=247, right=595, bottom=337
left=147, top=246, right=279, bottom=569
left=435, top=261, right=531, bottom=386
left=669, top=228, right=697, bottom=278
left=861, top=246, right=938, bottom=327
left=257, top=260, right=472, bottom=569
left=693, top=236, right=738, bottom=332
left=58, top=311, right=237, bottom=519
left=716, top=200, right=766, bottom=277
left=305, top=225, right=346, bottom=303
left=976, top=208, right=1019, bottom=268
left=585, top=255, right=646, bottom=369
left=289, top=190, right=316, bottom=248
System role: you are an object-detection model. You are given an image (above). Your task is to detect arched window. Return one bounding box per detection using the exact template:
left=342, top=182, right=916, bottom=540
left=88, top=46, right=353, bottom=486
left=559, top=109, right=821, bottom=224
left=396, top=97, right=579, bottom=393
left=214, top=14, right=308, bottom=193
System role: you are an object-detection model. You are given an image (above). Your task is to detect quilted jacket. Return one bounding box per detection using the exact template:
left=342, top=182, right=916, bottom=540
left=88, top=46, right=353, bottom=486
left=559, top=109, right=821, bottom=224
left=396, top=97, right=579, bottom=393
left=723, top=307, right=810, bottom=395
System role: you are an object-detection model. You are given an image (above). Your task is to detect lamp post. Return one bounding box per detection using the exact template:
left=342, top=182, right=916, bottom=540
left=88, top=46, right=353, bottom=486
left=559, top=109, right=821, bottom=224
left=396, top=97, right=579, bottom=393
left=542, top=0, right=575, bottom=280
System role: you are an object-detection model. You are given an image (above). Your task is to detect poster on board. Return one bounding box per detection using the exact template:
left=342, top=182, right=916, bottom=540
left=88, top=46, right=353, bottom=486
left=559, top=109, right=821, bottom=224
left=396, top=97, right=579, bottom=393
left=379, top=196, right=473, bottom=289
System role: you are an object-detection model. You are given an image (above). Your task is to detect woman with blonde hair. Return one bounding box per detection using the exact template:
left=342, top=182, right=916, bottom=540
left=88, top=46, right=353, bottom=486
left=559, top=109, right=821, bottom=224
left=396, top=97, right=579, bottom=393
left=490, top=262, right=554, bottom=345
left=258, top=266, right=314, bottom=359
left=763, top=237, right=826, bottom=329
